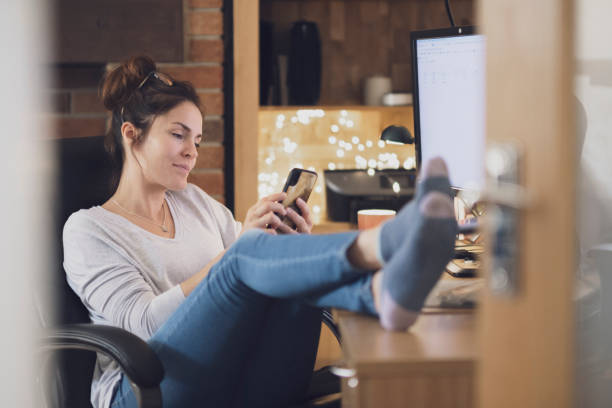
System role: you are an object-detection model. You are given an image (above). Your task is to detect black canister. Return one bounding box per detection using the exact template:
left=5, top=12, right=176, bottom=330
left=287, top=21, right=321, bottom=105
left=260, top=21, right=280, bottom=105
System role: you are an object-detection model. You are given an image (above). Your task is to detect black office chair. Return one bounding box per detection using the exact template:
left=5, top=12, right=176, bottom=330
left=36, top=135, right=341, bottom=408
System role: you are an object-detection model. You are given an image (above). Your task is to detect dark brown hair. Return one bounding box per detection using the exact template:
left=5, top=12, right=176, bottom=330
left=100, top=55, right=201, bottom=190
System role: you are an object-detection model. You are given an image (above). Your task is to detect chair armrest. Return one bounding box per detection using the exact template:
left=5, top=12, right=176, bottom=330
left=322, top=309, right=341, bottom=344
left=40, top=324, right=164, bottom=389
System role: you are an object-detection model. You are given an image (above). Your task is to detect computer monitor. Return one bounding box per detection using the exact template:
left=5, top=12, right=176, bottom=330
left=411, top=26, right=486, bottom=191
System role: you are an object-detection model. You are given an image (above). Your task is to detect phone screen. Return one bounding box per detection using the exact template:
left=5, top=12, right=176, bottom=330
left=279, top=168, right=318, bottom=230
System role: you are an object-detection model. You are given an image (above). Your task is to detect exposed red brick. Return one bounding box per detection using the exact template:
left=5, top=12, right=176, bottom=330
left=189, top=0, right=222, bottom=8
left=195, top=144, right=224, bottom=169
left=188, top=11, right=223, bottom=35
left=72, top=91, right=106, bottom=114
left=199, top=92, right=224, bottom=116
left=50, top=116, right=107, bottom=138
left=189, top=38, right=224, bottom=63
left=188, top=171, right=224, bottom=196
left=203, top=119, right=223, bottom=143
left=162, top=65, right=223, bottom=89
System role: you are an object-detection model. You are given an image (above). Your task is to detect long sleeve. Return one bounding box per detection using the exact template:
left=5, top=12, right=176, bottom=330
left=63, top=214, right=185, bottom=340
left=188, top=184, right=242, bottom=248
left=63, top=186, right=231, bottom=408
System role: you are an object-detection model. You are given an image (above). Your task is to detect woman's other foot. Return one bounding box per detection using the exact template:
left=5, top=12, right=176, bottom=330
left=378, top=191, right=457, bottom=331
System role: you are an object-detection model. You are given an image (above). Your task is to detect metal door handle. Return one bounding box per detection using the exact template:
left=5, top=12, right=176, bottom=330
left=482, top=143, right=528, bottom=296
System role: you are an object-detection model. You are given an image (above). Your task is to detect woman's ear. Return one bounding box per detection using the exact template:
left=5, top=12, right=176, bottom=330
left=120, top=122, right=140, bottom=147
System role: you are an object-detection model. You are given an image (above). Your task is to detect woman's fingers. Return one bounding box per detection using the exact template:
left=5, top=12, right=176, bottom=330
left=285, top=208, right=308, bottom=233
left=242, top=194, right=315, bottom=235
left=251, top=194, right=287, bottom=217
left=261, top=211, right=284, bottom=229
left=241, top=193, right=289, bottom=235
left=263, top=212, right=296, bottom=234
left=295, top=198, right=313, bottom=229
left=288, top=199, right=313, bottom=233
left=275, top=220, right=298, bottom=234
left=252, top=201, right=286, bottom=219
left=263, top=192, right=287, bottom=203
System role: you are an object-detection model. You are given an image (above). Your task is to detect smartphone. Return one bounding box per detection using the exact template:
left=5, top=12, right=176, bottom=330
left=278, top=168, right=318, bottom=230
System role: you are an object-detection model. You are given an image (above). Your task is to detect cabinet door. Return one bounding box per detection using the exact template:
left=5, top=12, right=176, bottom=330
left=478, top=0, right=575, bottom=406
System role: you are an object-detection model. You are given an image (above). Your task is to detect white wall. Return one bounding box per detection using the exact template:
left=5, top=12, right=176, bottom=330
left=574, top=1, right=612, bottom=407
left=0, top=0, right=52, bottom=406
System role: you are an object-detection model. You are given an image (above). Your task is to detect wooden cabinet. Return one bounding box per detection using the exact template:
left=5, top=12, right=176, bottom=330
left=337, top=311, right=477, bottom=408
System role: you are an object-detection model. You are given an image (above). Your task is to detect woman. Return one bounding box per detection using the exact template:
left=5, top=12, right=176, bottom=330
left=63, top=56, right=457, bottom=408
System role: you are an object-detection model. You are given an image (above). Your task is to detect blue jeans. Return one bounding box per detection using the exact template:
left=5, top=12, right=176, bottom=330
left=111, top=230, right=377, bottom=408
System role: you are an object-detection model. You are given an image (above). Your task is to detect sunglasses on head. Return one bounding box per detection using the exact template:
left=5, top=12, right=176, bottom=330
left=121, top=71, right=174, bottom=122
left=136, top=71, right=174, bottom=89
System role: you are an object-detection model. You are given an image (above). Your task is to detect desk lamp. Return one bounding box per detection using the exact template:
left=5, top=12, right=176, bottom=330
left=380, top=125, right=414, bottom=146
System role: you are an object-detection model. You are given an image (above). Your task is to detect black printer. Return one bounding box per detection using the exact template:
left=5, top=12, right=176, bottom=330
left=324, top=169, right=416, bottom=224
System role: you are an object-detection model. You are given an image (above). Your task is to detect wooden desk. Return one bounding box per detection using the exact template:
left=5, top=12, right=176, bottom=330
left=312, top=221, right=356, bottom=234
left=312, top=220, right=478, bottom=406
left=337, top=311, right=477, bottom=408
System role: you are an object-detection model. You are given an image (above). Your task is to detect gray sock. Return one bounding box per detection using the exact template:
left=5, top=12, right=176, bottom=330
left=377, top=158, right=453, bottom=264
left=379, top=192, right=457, bottom=331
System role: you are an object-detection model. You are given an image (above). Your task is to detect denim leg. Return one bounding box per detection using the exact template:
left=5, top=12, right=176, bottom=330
left=231, top=300, right=322, bottom=408
left=111, top=230, right=372, bottom=407
left=109, top=375, right=134, bottom=408
left=304, top=274, right=378, bottom=316
left=219, top=230, right=370, bottom=299
left=231, top=276, right=378, bottom=407
left=111, top=263, right=272, bottom=407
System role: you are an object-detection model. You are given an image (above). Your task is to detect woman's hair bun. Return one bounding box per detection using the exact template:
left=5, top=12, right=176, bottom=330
left=100, top=55, right=157, bottom=112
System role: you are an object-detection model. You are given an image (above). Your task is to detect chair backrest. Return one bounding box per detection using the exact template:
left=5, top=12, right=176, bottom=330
left=38, top=135, right=114, bottom=408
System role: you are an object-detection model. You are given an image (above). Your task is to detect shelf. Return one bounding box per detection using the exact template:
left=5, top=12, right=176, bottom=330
left=259, top=105, right=413, bottom=111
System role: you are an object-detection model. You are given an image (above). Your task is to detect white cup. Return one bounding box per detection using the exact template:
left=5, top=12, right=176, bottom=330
left=364, top=76, right=392, bottom=106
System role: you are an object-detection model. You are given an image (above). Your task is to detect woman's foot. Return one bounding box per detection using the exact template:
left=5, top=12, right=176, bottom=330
left=377, top=157, right=453, bottom=264
left=378, top=190, right=457, bottom=331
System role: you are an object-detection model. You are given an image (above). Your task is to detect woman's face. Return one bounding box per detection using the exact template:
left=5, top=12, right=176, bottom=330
left=130, top=101, right=203, bottom=191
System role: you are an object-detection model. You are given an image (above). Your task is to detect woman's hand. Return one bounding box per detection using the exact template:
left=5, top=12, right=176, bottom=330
left=241, top=194, right=313, bottom=235
left=242, top=193, right=290, bottom=235
left=285, top=198, right=313, bottom=234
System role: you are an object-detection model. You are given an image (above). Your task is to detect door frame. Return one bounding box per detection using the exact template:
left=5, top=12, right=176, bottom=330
left=232, top=0, right=259, bottom=221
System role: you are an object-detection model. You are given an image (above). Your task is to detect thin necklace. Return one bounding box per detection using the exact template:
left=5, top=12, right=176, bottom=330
left=111, top=198, right=168, bottom=233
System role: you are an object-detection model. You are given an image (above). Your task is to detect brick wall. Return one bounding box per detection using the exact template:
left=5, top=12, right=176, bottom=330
left=181, top=0, right=225, bottom=203
left=49, top=65, right=108, bottom=138
left=49, top=0, right=228, bottom=204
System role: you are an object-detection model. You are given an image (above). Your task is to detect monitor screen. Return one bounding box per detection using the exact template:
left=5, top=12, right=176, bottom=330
left=411, top=27, right=486, bottom=191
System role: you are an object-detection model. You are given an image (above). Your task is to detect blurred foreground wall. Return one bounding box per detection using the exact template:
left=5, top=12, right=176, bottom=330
left=0, top=0, right=52, bottom=406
